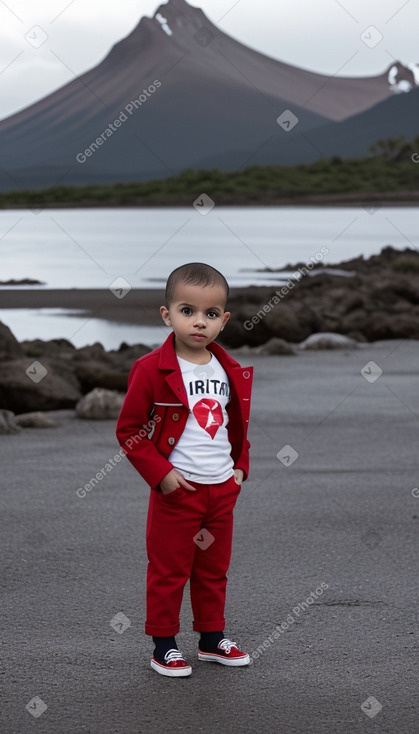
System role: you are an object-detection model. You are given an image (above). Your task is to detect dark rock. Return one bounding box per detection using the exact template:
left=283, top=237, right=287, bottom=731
left=288, top=301, right=324, bottom=334
left=346, top=331, right=367, bottom=343
left=221, top=312, right=271, bottom=348
left=258, top=337, right=296, bottom=355
left=71, top=344, right=150, bottom=393
left=392, top=280, right=419, bottom=305
left=333, top=292, right=366, bottom=315
left=0, top=278, right=45, bottom=285
left=0, top=321, right=23, bottom=359
left=0, top=358, right=82, bottom=413
left=371, top=277, right=419, bottom=306
left=75, top=365, right=129, bottom=393
left=326, top=245, right=414, bottom=274
left=229, top=285, right=274, bottom=305
left=72, top=343, right=108, bottom=362
left=107, top=344, right=151, bottom=370
left=21, top=338, right=75, bottom=359
left=263, top=303, right=309, bottom=342
left=367, top=312, right=419, bottom=341
left=339, top=309, right=369, bottom=336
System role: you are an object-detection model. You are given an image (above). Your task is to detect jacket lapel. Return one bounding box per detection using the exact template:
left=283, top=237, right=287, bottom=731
left=157, top=330, right=253, bottom=410
left=158, top=332, right=189, bottom=408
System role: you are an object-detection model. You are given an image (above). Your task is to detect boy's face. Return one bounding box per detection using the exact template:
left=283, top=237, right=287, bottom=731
left=160, top=282, right=230, bottom=356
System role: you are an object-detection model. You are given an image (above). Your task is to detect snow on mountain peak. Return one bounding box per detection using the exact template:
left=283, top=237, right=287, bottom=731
left=155, top=12, right=173, bottom=36
left=388, top=62, right=418, bottom=93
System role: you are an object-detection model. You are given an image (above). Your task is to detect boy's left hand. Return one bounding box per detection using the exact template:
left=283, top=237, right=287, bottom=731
left=234, top=469, right=244, bottom=485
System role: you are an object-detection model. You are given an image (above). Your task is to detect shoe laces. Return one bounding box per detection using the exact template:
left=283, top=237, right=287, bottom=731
left=164, top=648, right=185, bottom=663
left=218, top=638, right=237, bottom=654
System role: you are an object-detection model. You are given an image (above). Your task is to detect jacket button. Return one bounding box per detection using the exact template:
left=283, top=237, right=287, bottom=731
left=172, top=413, right=179, bottom=421
left=168, top=437, right=175, bottom=445
left=243, top=370, right=250, bottom=378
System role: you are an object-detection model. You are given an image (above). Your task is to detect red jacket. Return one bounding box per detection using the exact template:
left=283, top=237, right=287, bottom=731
left=116, top=331, right=253, bottom=490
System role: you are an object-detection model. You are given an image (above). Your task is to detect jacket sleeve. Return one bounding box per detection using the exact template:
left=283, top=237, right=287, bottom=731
left=115, top=360, right=174, bottom=490
left=228, top=369, right=252, bottom=482
left=233, top=437, right=251, bottom=482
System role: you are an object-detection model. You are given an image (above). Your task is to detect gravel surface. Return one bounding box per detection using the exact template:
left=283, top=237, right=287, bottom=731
left=1, top=340, right=418, bottom=733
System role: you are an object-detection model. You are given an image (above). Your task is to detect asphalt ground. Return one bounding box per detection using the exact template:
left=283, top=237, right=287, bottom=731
left=1, top=339, right=418, bottom=733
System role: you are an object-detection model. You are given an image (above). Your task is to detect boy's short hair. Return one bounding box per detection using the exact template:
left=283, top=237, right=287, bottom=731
left=165, top=262, right=229, bottom=308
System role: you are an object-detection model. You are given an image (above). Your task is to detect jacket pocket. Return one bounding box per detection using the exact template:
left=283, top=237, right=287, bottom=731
left=147, top=407, right=162, bottom=445
left=148, top=402, right=184, bottom=448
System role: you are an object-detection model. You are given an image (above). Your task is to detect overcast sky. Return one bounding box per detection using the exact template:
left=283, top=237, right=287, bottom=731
left=0, top=0, right=417, bottom=119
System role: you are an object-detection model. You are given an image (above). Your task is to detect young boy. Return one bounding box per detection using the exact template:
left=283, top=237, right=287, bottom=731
left=116, top=262, right=253, bottom=677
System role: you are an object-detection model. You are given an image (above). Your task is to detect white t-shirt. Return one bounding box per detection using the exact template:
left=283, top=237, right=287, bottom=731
left=168, top=352, right=235, bottom=483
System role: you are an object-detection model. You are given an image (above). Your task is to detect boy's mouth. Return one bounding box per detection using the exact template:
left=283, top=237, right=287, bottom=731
left=191, top=332, right=206, bottom=339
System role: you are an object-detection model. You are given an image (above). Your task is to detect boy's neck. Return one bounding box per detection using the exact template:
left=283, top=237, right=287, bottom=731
left=174, top=341, right=212, bottom=365
left=176, top=349, right=212, bottom=365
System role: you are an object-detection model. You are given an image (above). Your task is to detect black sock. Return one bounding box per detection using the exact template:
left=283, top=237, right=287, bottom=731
left=199, top=631, right=224, bottom=651
left=152, top=635, right=177, bottom=663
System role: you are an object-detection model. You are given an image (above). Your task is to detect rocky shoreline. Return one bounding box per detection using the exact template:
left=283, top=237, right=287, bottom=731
left=1, top=246, right=418, bottom=420
left=224, top=246, right=419, bottom=346
left=0, top=317, right=356, bottom=421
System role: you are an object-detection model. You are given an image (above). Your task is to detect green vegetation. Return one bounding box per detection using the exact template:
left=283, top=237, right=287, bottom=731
left=1, top=136, right=418, bottom=208
left=391, top=256, right=419, bottom=274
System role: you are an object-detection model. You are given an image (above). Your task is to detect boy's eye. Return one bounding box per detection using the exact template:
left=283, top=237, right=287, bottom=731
left=180, top=307, right=220, bottom=317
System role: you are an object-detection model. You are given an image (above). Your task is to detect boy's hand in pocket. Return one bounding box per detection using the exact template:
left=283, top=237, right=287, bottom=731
left=233, top=469, right=244, bottom=485
left=160, top=468, right=196, bottom=494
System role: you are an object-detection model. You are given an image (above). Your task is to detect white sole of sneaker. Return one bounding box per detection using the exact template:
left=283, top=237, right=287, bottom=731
left=197, top=651, right=250, bottom=666
left=150, top=658, right=192, bottom=677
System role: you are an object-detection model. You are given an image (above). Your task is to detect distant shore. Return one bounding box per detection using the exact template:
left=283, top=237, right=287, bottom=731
left=0, top=287, right=229, bottom=325
left=1, top=191, right=419, bottom=209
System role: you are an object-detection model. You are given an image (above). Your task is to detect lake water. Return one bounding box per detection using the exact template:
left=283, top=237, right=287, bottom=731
left=0, top=308, right=173, bottom=350
left=0, top=206, right=416, bottom=347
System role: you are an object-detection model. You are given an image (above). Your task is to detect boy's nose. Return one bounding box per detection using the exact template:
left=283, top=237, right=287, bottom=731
left=193, top=315, right=206, bottom=327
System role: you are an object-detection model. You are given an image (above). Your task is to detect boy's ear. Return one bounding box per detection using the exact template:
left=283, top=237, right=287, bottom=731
left=160, top=305, right=171, bottom=326
left=220, top=311, right=230, bottom=331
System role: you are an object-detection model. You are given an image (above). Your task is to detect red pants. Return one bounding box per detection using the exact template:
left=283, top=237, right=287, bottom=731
left=145, top=473, right=242, bottom=637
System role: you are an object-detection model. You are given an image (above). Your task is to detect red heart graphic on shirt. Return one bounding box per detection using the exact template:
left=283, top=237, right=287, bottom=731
left=192, top=399, right=223, bottom=439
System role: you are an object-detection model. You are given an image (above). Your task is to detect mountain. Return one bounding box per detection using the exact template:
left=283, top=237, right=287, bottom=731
left=303, top=86, right=419, bottom=161
left=0, top=0, right=417, bottom=191
left=222, top=86, right=419, bottom=169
